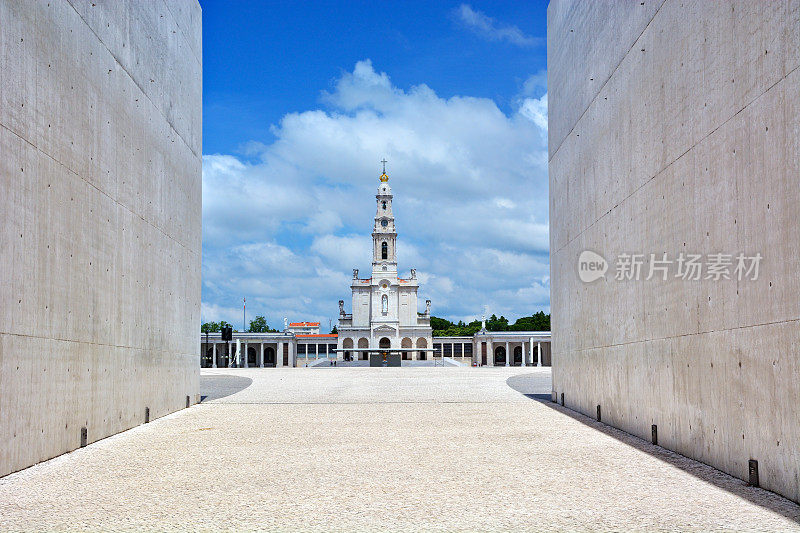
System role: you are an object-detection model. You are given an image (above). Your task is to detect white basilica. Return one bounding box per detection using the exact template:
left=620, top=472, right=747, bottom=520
left=336, top=166, right=433, bottom=361
left=198, top=164, right=552, bottom=369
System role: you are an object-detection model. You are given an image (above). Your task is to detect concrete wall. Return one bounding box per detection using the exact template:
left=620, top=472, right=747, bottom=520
left=549, top=0, right=799, bottom=502
left=0, top=0, right=202, bottom=476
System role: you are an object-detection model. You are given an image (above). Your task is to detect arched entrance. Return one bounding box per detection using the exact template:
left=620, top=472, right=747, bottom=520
left=264, top=347, right=276, bottom=367
left=401, top=337, right=412, bottom=360
left=533, top=345, right=539, bottom=366
left=342, top=338, right=353, bottom=361
left=416, top=337, right=427, bottom=360
left=216, top=344, right=231, bottom=367
left=358, top=337, right=369, bottom=360
left=513, top=346, right=522, bottom=366
left=494, top=346, right=506, bottom=366
left=247, top=346, right=257, bottom=367
left=379, top=337, right=391, bottom=350
left=203, top=347, right=214, bottom=368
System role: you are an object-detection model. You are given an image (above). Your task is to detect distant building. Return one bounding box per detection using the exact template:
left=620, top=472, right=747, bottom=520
left=199, top=327, right=550, bottom=368
left=336, top=166, right=434, bottom=361
left=200, top=167, right=552, bottom=368
left=288, top=322, right=321, bottom=335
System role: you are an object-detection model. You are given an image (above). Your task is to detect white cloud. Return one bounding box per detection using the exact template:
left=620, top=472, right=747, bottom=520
left=520, top=93, right=548, bottom=132
left=522, top=70, right=547, bottom=97
left=201, top=60, right=549, bottom=327
left=455, top=4, right=541, bottom=47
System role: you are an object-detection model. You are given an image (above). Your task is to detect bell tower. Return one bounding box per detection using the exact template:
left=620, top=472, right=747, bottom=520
left=372, top=159, right=397, bottom=276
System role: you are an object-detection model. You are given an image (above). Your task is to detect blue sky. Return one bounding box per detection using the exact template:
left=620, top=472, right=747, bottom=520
left=200, top=1, right=550, bottom=331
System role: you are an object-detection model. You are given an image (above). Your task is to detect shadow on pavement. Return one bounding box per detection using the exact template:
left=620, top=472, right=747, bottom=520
left=200, top=374, right=253, bottom=402
left=515, top=388, right=800, bottom=523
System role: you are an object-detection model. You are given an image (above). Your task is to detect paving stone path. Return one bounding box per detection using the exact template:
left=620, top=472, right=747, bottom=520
left=1, top=367, right=798, bottom=532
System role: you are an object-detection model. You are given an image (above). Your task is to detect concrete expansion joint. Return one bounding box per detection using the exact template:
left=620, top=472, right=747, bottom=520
left=66, top=2, right=201, bottom=159
left=0, top=121, right=196, bottom=254
left=159, top=2, right=203, bottom=66
left=568, top=316, right=800, bottom=353
left=548, top=0, right=664, bottom=162
left=554, top=61, right=800, bottom=257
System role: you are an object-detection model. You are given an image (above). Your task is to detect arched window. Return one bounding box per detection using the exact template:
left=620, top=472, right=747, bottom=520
left=382, top=201, right=387, bottom=210
left=382, top=294, right=388, bottom=314
left=381, top=241, right=388, bottom=259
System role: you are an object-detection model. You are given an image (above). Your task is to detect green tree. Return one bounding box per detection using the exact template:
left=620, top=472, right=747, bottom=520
left=201, top=320, right=241, bottom=333
left=431, top=312, right=550, bottom=336
left=486, top=314, right=510, bottom=331
left=201, top=321, right=220, bottom=333
left=510, top=311, right=550, bottom=331
left=248, top=315, right=277, bottom=333
left=430, top=316, right=453, bottom=331
left=248, top=315, right=266, bottom=333
left=331, top=325, right=338, bottom=334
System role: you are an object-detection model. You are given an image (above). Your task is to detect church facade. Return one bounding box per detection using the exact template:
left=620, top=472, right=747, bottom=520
left=336, top=167, right=433, bottom=361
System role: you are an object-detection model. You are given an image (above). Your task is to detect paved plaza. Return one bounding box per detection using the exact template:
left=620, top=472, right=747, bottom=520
left=1, top=367, right=799, bottom=532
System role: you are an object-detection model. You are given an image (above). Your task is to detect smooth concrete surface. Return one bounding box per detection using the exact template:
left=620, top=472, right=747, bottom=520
left=549, top=0, right=799, bottom=502
left=0, top=0, right=202, bottom=476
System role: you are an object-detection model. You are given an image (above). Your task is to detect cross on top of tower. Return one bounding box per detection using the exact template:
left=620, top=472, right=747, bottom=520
left=379, top=158, right=389, bottom=182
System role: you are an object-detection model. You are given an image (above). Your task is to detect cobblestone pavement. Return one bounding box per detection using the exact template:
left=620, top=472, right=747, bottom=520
left=1, top=367, right=799, bottom=532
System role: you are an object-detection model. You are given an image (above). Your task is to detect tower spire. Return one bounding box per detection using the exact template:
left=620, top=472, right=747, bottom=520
left=379, top=158, right=389, bottom=182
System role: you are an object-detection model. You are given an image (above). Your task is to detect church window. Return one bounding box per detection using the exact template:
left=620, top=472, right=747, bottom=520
left=382, top=294, right=388, bottom=314
left=382, top=201, right=387, bottom=209
left=381, top=241, right=388, bottom=259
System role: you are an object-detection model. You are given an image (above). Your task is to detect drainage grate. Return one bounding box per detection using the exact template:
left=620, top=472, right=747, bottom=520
left=651, top=424, right=658, bottom=445
left=748, top=459, right=759, bottom=487
left=145, top=407, right=150, bottom=423
left=80, top=427, right=87, bottom=448
left=596, top=404, right=601, bottom=422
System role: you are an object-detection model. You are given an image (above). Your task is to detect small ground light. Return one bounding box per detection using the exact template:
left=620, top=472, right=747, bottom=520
left=596, top=405, right=601, bottom=422
left=145, top=407, right=150, bottom=423
left=560, top=393, right=564, bottom=406
left=80, top=427, right=87, bottom=447
left=651, top=424, right=658, bottom=445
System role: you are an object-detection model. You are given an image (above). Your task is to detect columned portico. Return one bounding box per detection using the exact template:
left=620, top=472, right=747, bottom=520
left=199, top=330, right=551, bottom=369
left=471, top=330, right=552, bottom=368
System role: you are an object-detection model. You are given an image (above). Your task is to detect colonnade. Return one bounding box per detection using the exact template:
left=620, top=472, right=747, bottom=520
left=474, top=337, right=550, bottom=367
left=201, top=340, right=294, bottom=368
